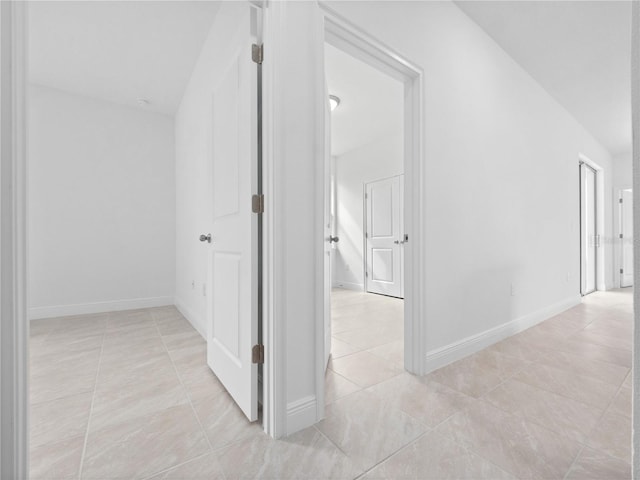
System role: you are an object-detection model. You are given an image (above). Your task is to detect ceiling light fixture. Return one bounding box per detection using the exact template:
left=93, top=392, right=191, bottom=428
left=329, top=95, right=340, bottom=112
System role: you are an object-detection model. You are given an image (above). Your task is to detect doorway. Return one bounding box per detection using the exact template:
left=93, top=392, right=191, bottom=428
left=323, top=40, right=406, bottom=393
left=619, top=188, right=634, bottom=288
left=317, top=8, right=425, bottom=399
left=580, top=161, right=598, bottom=296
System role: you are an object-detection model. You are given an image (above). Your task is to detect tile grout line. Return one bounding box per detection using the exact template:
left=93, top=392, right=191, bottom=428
left=152, top=311, right=216, bottom=455
left=76, top=323, right=108, bottom=480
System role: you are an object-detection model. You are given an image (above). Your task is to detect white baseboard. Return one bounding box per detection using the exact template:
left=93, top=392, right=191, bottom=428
left=29, top=296, right=174, bottom=320
left=424, top=295, right=581, bottom=374
left=286, top=395, right=317, bottom=435
left=174, top=297, right=206, bottom=339
left=331, top=281, right=364, bottom=292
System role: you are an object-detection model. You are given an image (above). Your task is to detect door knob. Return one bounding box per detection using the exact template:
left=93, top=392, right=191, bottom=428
left=199, top=234, right=212, bottom=243
left=329, top=235, right=339, bottom=243
left=394, top=240, right=400, bottom=244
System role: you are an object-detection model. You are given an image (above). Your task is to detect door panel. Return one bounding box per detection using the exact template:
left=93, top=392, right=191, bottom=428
left=372, top=249, right=393, bottom=281
left=621, top=189, right=633, bottom=287
left=324, top=76, right=332, bottom=369
left=365, top=175, right=404, bottom=298
left=206, top=5, right=258, bottom=422
left=580, top=163, right=597, bottom=296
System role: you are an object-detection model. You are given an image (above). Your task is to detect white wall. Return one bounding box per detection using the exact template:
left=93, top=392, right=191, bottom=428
left=322, top=1, right=614, bottom=364
left=332, top=132, right=403, bottom=290
left=28, top=85, right=175, bottom=318
left=613, top=151, right=633, bottom=188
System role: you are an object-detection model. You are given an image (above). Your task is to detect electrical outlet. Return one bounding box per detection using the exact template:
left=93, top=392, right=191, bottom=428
left=510, top=283, right=516, bottom=297
left=202, top=283, right=207, bottom=296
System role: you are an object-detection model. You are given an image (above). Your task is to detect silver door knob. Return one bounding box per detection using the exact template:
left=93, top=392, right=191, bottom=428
left=329, top=235, right=339, bottom=243
left=394, top=240, right=400, bottom=244
left=199, top=234, right=212, bottom=243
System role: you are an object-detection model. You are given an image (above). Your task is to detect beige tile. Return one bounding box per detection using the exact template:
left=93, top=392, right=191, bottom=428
left=333, top=322, right=403, bottom=350
left=436, top=400, right=581, bottom=479
left=103, top=323, right=159, bottom=341
left=330, top=337, right=361, bottom=359
left=364, top=430, right=515, bottom=479
left=513, top=362, right=619, bottom=409
left=366, top=373, right=475, bottom=428
left=91, top=372, right=189, bottom=430
left=586, top=410, right=631, bottom=463
left=317, top=390, right=426, bottom=471
left=147, top=453, right=225, bottom=480
left=483, top=378, right=602, bottom=443
left=97, top=351, right=175, bottom=389
left=531, top=314, right=591, bottom=337
left=51, top=314, right=108, bottom=336
left=557, top=338, right=632, bottom=368
left=30, top=317, right=59, bottom=337
left=162, top=330, right=204, bottom=351
left=156, top=318, right=197, bottom=337
left=582, top=318, right=633, bottom=339
left=192, top=391, right=262, bottom=450
left=30, top=365, right=99, bottom=405
left=534, top=349, right=629, bottom=386
left=325, top=369, right=360, bottom=404
left=82, top=404, right=209, bottom=480
left=484, top=335, right=545, bottom=363
left=571, top=330, right=632, bottom=351
left=150, top=305, right=183, bottom=322
left=168, top=343, right=207, bottom=372
left=330, top=351, right=402, bottom=388
left=30, top=392, right=93, bottom=448
left=107, top=310, right=156, bottom=332
left=31, top=345, right=102, bottom=378
left=32, top=332, right=104, bottom=361
left=513, top=327, right=566, bottom=352
left=30, top=434, right=84, bottom=480
left=100, top=336, right=168, bottom=368
left=427, top=349, right=525, bottom=398
left=608, top=386, right=631, bottom=418
left=367, top=339, right=404, bottom=367
left=179, top=364, right=226, bottom=403
left=217, top=427, right=361, bottom=480
left=565, top=447, right=631, bottom=480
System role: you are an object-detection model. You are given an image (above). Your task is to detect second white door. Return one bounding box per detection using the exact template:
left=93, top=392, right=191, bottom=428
left=620, top=188, right=633, bottom=287
left=365, top=175, right=404, bottom=298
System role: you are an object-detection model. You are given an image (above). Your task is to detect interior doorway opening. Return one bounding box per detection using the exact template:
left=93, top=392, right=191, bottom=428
left=322, top=37, right=407, bottom=397
left=579, top=161, right=599, bottom=296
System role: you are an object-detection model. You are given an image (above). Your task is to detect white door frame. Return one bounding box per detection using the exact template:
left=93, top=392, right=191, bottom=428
left=616, top=186, right=633, bottom=288
left=0, top=1, right=29, bottom=477
left=320, top=4, right=425, bottom=380
left=578, top=154, right=606, bottom=294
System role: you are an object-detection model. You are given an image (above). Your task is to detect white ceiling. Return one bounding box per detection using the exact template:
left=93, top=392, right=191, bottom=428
left=325, top=43, right=403, bottom=157
left=455, top=0, right=632, bottom=156
left=28, top=1, right=221, bottom=115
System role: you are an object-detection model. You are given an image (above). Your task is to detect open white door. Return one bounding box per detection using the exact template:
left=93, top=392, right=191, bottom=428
left=620, top=188, right=633, bottom=287
left=580, top=163, right=598, bottom=296
left=205, top=5, right=259, bottom=422
left=324, top=79, right=333, bottom=369
left=365, top=175, right=404, bottom=298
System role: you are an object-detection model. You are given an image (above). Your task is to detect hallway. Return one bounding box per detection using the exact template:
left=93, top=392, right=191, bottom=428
left=29, top=289, right=631, bottom=479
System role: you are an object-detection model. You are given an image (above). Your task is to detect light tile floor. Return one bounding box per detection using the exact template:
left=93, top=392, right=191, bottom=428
left=30, top=288, right=632, bottom=479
